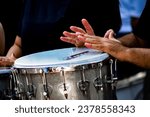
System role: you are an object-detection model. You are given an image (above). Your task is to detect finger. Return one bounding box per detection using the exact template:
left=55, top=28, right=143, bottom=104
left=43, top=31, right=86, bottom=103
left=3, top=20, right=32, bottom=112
left=60, top=36, right=76, bottom=45
left=63, top=31, right=77, bottom=38
left=75, top=40, right=84, bottom=47
left=104, top=29, right=114, bottom=38
left=108, top=30, right=116, bottom=39
left=81, top=18, right=95, bottom=35
left=0, top=60, right=13, bottom=67
left=0, top=57, right=9, bottom=61
left=78, top=34, right=102, bottom=44
left=84, top=43, right=92, bottom=48
left=106, top=31, right=121, bottom=43
left=84, top=43, right=104, bottom=52
left=70, top=26, right=86, bottom=33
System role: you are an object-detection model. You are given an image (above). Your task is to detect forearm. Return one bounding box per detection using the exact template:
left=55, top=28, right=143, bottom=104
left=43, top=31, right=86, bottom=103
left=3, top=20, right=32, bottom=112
left=104, top=39, right=150, bottom=69
left=118, top=33, right=145, bottom=48
left=117, top=47, right=150, bottom=69
left=0, top=23, right=5, bottom=55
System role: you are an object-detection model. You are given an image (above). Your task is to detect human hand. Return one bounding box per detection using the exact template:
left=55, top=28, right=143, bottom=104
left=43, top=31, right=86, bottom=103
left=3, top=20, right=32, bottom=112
left=0, top=54, right=16, bottom=67
left=60, top=18, right=95, bottom=47
left=77, top=29, right=122, bottom=55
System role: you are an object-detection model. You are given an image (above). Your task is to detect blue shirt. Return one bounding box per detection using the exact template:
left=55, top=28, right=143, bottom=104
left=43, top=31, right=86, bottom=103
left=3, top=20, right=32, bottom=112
left=119, top=0, right=146, bottom=33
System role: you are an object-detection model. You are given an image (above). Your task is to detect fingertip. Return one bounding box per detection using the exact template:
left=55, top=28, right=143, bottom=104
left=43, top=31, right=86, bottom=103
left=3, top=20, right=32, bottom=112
left=60, top=36, right=65, bottom=41
left=85, top=43, right=92, bottom=48
left=70, top=26, right=75, bottom=29
left=81, top=18, right=87, bottom=24
left=64, top=31, right=68, bottom=33
left=109, top=31, right=116, bottom=38
left=81, top=18, right=85, bottom=21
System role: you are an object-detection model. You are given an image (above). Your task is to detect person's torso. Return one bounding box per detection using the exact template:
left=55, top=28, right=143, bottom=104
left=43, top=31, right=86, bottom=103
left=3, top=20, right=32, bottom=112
left=19, top=0, right=121, bottom=55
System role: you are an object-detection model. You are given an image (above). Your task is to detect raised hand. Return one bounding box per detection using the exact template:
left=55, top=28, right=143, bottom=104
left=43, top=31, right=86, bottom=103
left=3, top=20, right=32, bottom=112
left=60, top=18, right=95, bottom=47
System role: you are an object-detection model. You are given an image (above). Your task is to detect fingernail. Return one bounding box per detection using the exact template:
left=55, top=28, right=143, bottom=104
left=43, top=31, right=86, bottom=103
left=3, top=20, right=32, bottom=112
left=85, top=43, right=92, bottom=48
left=60, top=37, right=65, bottom=40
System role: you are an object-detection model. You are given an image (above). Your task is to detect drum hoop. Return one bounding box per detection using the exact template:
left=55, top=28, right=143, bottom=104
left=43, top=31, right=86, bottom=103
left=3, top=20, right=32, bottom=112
left=13, top=57, right=111, bottom=74
left=0, top=67, right=12, bottom=75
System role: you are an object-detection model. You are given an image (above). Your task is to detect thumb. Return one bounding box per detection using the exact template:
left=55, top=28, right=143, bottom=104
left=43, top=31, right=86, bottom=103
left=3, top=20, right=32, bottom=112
left=104, top=29, right=114, bottom=38
left=108, top=30, right=115, bottom=39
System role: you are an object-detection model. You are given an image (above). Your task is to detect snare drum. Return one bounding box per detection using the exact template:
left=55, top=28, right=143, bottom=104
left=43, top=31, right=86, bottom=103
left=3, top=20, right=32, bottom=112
left=13, top=47, right=117, bottom=100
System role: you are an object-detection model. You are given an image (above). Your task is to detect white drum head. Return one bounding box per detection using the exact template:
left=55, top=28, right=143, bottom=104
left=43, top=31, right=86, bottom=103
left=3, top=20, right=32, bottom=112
left=14, top=47, right=109, bottom=68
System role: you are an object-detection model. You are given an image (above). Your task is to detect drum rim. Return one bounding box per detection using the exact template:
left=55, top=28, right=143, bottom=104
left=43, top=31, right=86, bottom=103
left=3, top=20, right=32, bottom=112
left=13, top=57, right=111, bottom=74
left=0, top=67, right=12, bottom=74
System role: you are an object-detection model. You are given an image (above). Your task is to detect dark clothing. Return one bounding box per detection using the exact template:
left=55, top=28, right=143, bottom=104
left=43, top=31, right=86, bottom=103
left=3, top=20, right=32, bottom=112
left=18, top=0, right=121, bottom=55
left=0, top=0, right=23, bottom=54
left=133, top=0, right=150, bottom=43
left=133, top=0, right=150, bottom=100
left=143, top=70, right=150, bottom=100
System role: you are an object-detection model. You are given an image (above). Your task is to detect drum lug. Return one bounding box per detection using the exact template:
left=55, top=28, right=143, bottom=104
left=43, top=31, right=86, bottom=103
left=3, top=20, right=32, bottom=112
left=3, top=74, right=14, bottom=99
left=78, top=66, right=90, bottom=94
left=42, top=84, right=51, bottom=100
left=112, top=59, right=118, bottom=89
left=26, top=85, right=36, bottom=100
left=14, top=83, right=26, bottom=100
left=60, top=68, right=69, bottom=99
left=41, top=69, right=53, bottom=100
left=93, top=78, right=103, bottom=91
left=109, top=59, right=118, bottom=90
left=78, top=80, right=90, bottom=93
left=11, top=69, right=25, bottom=99
left=3, top=89, right=13, bottom=99
left=93, top=62, right=103, bottom=91
left=62, top=83, right=68, bottom=99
